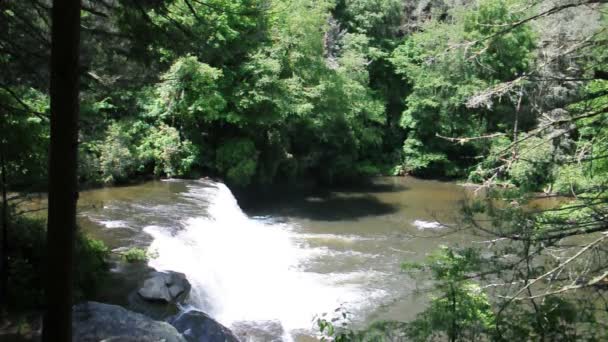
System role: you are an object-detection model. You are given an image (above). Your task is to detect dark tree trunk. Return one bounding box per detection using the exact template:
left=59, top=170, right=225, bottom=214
left=0, top=128, right=7, bottom=314
left=0, top=0, right=8, bottom=316
left=42, top=0, right=81, bottom=341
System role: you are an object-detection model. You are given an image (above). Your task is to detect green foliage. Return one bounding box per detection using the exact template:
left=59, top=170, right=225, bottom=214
left=6, top=214, right=110, bottom=310
left=0, top=87, right=50, bottom=190
left=96, top=120, right=200, bottom=183
left=219, top=0, right=393, bottom=184
left=403, top=247, right=495, bottom=342
left=99, top=121, right=139, bottom=184
left=316, top=315, right=410, bottom=342
left=507, top=136, right=555, bottom=192
left=552, top=163, right=589, bottom=195
left=216, top=139, right=259, bottom=186
left=316, top=307, right=357, bottom=342
left=138, top=124, right=199, bottom=178
left=391, top=0, right=535, bottom=177
left=497, top=295, right=599, bottom=341
left=151, top=56, right=226, bottom=125
left=6, top=215, right=47, bottom=310
left=79, top=142, right=103, bottom=185
left=552, top=80, right=608, bottom=194
left=336, top=0, right=403, bottom=40
left=468, top=135, right=511, bottom=184
left=74, top=233, right=111, bottom=300
left=121, top=248, right=149, bottom=263
left=145, top=0, right=268, bottom=65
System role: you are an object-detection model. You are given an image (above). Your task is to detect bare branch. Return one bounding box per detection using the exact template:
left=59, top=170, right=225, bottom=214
left=505, top=234, right=608, bottom=302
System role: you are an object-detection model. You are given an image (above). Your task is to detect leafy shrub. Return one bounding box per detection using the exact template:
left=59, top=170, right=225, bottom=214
left=138, top=124, right=199, bottom=178
left=468, top=136, right=511, bottom=185
left=0, top=87, right=50, bottom=190
left=74, top=233, right=110, bottom=299
left=79, top=142, right=103, bottom=185
left=354, top=161, right=382, bottom=177
left=507, top=136, right=555, bottom=192
left=402, top=138, right=449, bottom=176
left=552, top=163, right=589, bottom=195
left=7, top=216, right=46, bottom=309
left=122, top=247, right=149, bottom=263
left=152, top=55, right=226, bottom=124
left=6, top=214, right=110, bottom=310
left=403, top=247, right=495, bottom=342
left=216, top=138, right=259, bottom=186
left=99, top=121, right=139, bottom=184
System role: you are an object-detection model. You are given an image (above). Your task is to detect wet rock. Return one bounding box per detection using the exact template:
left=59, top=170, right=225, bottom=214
left=128, top=271, right=191, bottom=320
left=232, top=320, right=285, bottom=342
left=72, top=301, right=186, bottom=342
left=168, top=310, right=240, bottom=342
left=138, top=271, right=191, bottom=303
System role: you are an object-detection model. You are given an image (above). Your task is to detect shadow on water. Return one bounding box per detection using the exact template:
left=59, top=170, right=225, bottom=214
left=280, top=193, right=399, bottom=221
left=327, top=182, right=410, bottom=194
left=235, top=183, right=402, bottom=221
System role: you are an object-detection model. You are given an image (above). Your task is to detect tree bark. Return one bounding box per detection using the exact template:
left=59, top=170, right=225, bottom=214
left=42, top=0, right=81, bottom=341
left=0, top=0, right=8, bottom=312
left=0, top=123, right=7, bottom=314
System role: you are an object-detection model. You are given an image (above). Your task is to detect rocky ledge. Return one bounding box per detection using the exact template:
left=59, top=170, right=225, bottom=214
left=73, top=302, right=242, bottom=342
left=72, top=301, right=186, bottom=342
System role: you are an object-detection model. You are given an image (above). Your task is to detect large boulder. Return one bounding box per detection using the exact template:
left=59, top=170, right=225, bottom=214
left=168, top=310, right=240, bottom=342
left=72, top=301, right=186, bottom=342
left=138, top=271, right=191, bottom=303
left=129, top=271, right=191, bottom=320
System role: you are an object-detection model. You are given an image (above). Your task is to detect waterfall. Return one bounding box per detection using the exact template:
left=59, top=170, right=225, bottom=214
left=144, top=181, right=369, bottom=336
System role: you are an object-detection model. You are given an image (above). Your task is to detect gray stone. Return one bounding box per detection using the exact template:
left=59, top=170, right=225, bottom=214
left=72, top=301, right=186, bottom=342
left=168, top=310, right=240, bottom=342
left=127, top=290, right=181, bottom=321
left=138, top=271, right=191, bottom=303
left=128, top=271, right=191, bottom=320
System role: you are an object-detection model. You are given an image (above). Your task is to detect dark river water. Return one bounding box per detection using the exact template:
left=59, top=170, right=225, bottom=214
left=76, top=177, right=480, bottom=340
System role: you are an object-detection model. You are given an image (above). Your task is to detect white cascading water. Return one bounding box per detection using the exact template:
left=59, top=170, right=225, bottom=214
left=144, top=181, right=373, bottom=337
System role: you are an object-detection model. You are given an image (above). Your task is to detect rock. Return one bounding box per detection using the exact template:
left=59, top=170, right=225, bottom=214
left=138, top=271, right=191, bottom=303
left=127, top=291, right=180, bottom=321
left=232, top=320, right=285, bottom=342
left=72, top=301, right=186, bottom=342
left=128, top=271, right=191, bottom=320
left=168, top=310, right=240, bottom=342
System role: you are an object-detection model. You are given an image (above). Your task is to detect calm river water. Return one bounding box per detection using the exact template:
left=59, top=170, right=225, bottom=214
left=76, top=177, right=478, bottom=340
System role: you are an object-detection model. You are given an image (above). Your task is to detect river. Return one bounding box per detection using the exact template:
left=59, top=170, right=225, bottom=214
left=77, top=176, right=477, bottom=340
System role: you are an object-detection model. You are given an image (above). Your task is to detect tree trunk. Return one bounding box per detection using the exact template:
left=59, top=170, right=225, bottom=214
left=513, top=86, right=523, bottom=159
left=0, top=126, right=7, bottom=314
left=42, top=0, right=81, bottom=341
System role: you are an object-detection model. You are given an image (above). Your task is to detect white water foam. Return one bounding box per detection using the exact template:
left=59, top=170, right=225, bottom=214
left=98, top=220, right=131, bottom=229
left=145, top=182, right=379, bottom=335
left=412, top=219, right=444, bottom=230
